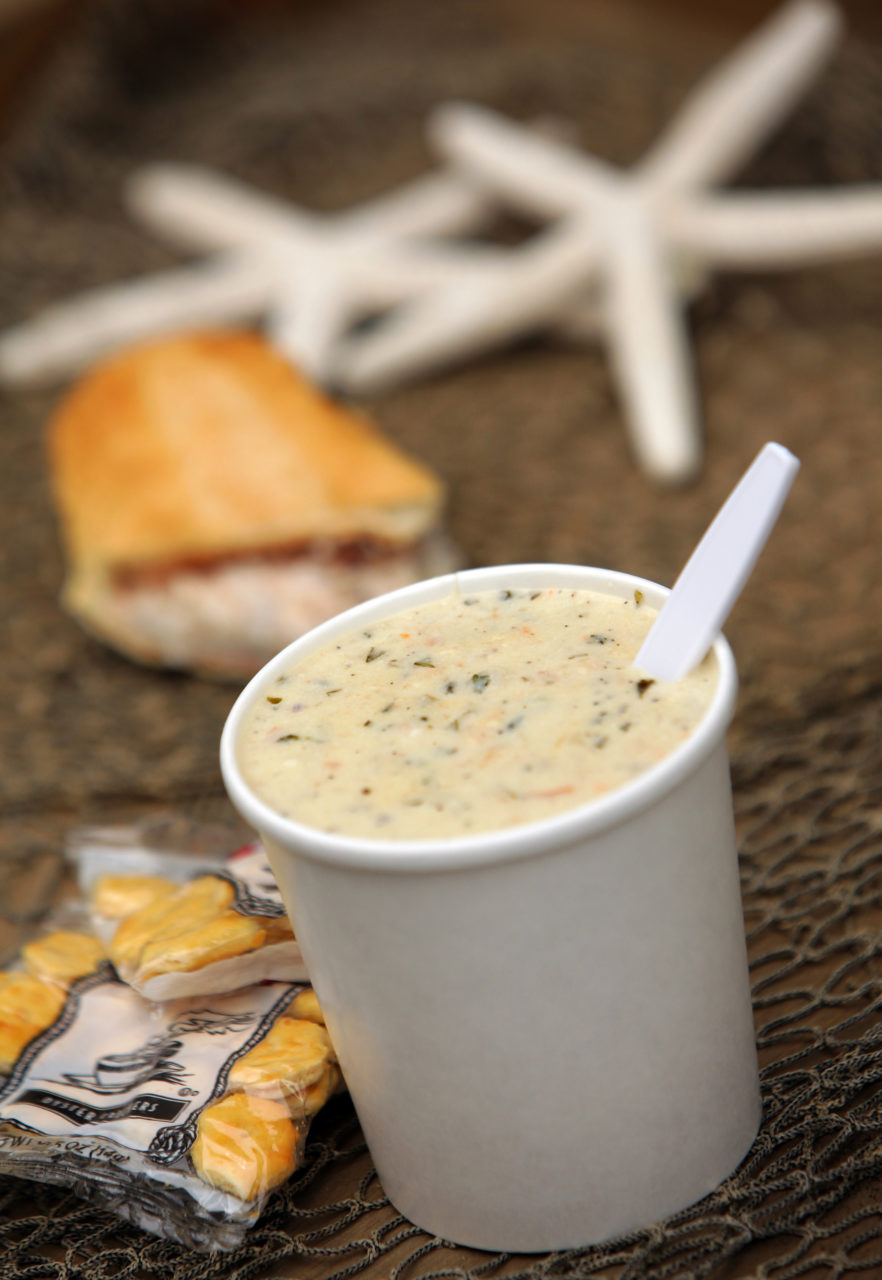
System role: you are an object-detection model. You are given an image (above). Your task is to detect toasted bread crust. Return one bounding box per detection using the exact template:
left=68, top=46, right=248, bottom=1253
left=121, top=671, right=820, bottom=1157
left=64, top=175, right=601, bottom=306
left=48, top=331, right=445, bottom=569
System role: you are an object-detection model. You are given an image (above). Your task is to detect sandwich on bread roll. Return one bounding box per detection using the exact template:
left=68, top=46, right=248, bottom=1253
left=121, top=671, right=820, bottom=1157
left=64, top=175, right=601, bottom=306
left=47, top=331, right=459, bottom=679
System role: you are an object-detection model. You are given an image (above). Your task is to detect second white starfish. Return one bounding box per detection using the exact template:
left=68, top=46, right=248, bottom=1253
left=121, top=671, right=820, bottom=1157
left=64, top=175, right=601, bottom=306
left=335, top=0, right=882, bottom=483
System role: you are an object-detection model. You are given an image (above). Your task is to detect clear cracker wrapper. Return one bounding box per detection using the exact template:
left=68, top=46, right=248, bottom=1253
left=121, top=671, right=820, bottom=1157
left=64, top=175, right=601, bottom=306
left=0, top=821, right=341, bottom=1249
left=0, top=968, right=341, bottom=1249
left=71, top=825, right=309, bottom=998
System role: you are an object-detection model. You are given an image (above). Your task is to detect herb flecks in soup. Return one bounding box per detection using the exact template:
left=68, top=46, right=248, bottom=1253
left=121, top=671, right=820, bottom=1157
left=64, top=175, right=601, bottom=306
left=237, top=586, right=717, bottom=839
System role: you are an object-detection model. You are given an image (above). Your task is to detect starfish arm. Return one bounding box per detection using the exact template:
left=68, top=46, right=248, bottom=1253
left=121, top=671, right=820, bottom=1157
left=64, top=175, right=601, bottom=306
left=267, top=265, right=352, bottom=382
left=335, top=168, right=499, bottom=241
left=125, top=163, right=317, bottom=252
left=342, top=240, right=513, bottom=307
left=130, top=162, right=501, bottom=255
left=333, top=218, right=601, bottom=394
left=638, top=0, right=841, bottom=192
left=670, top=188, right=882, bottom=267
left=0, top=253, right=273, bottom=386
left=428, top=101, right=620, bottom=220
left=602, top=199, right=702, bottom=484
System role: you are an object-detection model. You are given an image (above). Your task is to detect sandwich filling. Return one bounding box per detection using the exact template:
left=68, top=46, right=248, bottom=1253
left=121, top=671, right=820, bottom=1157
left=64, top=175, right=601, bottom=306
left=47, top=331, right=457, bottom=679
left=67, top=531, right=459, bottom=679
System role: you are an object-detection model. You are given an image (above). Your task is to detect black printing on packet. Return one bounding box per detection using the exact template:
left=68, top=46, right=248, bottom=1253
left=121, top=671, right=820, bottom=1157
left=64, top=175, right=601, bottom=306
left=0, top=970, right=301, bottom=1162
left=217, top=845, right=288, bottom=918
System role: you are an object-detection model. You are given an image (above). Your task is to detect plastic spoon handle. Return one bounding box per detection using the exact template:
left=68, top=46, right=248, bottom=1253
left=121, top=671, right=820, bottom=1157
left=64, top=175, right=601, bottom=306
left=635, top=442, right=800, bottom=681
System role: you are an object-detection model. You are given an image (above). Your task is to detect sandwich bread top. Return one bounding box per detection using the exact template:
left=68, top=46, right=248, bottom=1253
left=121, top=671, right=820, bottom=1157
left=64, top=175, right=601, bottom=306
left=48, top=331, right=445, bottom=570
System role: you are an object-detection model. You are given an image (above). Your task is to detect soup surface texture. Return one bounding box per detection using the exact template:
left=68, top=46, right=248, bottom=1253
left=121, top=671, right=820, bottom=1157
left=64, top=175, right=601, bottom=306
left=237, top=585, right=718, bottom=840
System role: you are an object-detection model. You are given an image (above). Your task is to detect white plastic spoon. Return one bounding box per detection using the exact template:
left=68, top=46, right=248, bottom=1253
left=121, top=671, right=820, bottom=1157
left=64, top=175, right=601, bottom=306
left=634, top=441, right=800, bottom=681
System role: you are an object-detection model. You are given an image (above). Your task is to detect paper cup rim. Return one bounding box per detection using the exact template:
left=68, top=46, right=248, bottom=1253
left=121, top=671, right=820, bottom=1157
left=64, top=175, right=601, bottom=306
left=220, top=563, right=738, bottom=873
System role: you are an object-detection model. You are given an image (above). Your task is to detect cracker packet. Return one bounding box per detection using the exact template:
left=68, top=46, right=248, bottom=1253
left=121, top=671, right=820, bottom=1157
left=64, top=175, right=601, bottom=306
left=0, top=954, right=341, bottom=1250
left=69, top=823, right=309, bottom=998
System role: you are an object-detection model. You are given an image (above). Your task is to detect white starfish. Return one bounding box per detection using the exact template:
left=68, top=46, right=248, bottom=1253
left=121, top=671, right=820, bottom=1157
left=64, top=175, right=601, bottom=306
left=333, top=0, right=882, bottom=483
left=0, top=159, right=507, bottom=387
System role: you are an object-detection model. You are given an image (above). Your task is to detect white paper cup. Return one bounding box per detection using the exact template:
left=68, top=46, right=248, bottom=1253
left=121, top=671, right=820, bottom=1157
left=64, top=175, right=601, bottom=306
left=220, top=564, right=761, bottom=1252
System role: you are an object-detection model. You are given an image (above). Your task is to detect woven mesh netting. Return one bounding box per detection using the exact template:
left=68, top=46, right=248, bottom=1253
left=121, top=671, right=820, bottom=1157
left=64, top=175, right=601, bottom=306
left=2, top=668, right=882, bottom=1280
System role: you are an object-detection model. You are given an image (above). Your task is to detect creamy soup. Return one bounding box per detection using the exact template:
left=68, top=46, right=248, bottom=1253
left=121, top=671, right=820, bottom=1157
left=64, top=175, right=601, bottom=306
left=237, top=585, right=717, bottom=840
